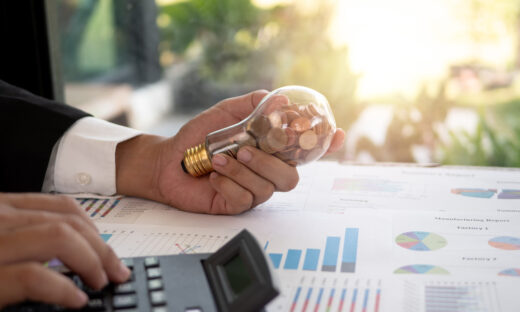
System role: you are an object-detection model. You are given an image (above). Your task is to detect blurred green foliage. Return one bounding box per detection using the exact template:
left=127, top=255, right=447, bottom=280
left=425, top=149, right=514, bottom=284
left=158, top=0, right=359, bottom=131
left=157, top=0, right=520, bottom=167
left=441, top=102, right=520, bottom=167
left=159, top=0, right=268, bottom=83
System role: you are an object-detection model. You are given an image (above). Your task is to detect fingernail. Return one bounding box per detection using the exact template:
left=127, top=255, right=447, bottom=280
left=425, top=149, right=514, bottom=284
left=237, top=148, right=252, bottom=163
left=75, top=290, right=88, bottom=306
left=119, top=261, right=131, bottom=281
left=212, top=154, right=227, bottom=166
left=210, top=172, right=218, bottom=180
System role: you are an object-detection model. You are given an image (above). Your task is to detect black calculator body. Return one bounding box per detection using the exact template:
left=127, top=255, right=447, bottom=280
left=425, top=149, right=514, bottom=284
left=2, top=230, right=279, bottom=312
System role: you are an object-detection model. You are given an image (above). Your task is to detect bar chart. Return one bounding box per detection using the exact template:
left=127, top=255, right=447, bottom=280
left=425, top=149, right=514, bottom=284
left=424, top=282, right=500, bottom=312
left=266, top=228, right=359, bottom=273
left=76, top=197, right=122, bottom=220
left=271, top=277, right=382, bottom=312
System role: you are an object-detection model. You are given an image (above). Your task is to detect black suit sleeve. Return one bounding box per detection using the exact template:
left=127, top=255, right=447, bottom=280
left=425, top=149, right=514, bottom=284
left=0, top=80, right=90, bottom=192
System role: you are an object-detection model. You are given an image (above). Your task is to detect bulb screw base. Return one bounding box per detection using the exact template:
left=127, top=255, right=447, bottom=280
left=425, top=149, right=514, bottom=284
left=182, top=142, right=213, bottom=177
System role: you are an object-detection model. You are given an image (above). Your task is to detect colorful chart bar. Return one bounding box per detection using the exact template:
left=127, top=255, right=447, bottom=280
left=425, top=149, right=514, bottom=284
left=338, top=288, right=346, bottom=311
left=85, top=199, right=99, bottom=212
left=341, top=228, right=358, bottom=273
left=350, top=288, right=358, bottom=312
left=302, top=287, right=312, bottom=312
left=284, top=249, right=302, bottom=270
left=303, top=249, right=320, bottom=271
left=326, top=289, right=335, bottom=312
left=314, top=288, right=324, bottom=312
left=290, top=287, right=302, bottom=312
left=91, top=199, right=109, bottom=217
left=101, top=198, right=121, bottom=217
left=321, top=237, right=340, bottom=272
left=362, top=289, right=369, bottom=312
left=269, top=253, right=282, bottom=269
left=375, top=289, right=381, bottom=312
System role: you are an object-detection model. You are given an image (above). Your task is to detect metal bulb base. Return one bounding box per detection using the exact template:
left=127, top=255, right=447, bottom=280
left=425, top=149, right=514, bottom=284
left=182, top=143, right=213, bottom=177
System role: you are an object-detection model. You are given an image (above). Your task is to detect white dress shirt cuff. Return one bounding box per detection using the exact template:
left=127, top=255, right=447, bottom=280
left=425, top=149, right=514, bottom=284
left=42, top=117, right=142, bottom=195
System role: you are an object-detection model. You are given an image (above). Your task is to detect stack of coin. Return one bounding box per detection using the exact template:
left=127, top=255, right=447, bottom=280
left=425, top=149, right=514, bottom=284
left=244, top=100, right=334, bottom=166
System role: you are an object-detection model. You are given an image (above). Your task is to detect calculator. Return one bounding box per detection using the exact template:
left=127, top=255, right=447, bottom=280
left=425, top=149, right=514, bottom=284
left=2, top=229, right=279, bottom=312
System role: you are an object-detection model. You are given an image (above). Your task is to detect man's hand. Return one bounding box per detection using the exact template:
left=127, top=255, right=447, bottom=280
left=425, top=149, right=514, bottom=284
left=116, top=90, right=345, bottom=214
left=0, top=193, right=131, bottom=309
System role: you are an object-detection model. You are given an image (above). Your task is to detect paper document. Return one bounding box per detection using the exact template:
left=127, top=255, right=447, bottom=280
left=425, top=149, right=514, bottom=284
left=75, top=161, right=520, bottom=312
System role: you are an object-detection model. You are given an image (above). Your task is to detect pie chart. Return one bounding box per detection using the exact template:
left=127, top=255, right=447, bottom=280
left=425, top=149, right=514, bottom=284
left=498, top=268, right=520, bottom=277
left=396, top=231, right=447, bottom=251
left=451, top=188, right=496, bottom=198
left=498, top=190, right=520, bottom=199
left=488, top=236, right=520, bottom=250
left=394, top=264, right=449, bottom=275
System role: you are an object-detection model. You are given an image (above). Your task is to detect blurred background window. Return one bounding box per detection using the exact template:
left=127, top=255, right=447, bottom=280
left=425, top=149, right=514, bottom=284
left=55, top=0, right=520, bottom=167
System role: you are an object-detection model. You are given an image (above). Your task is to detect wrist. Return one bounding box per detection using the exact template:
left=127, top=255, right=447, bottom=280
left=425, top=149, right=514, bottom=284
left=115, top=134, right=165, bottom=200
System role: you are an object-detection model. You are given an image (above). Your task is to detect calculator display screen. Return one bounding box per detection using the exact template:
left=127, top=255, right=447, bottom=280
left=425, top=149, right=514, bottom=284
left=223, top=254, right=253, bottom=296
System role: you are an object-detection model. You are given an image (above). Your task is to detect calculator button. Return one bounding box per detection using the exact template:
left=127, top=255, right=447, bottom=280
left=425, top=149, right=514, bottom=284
left=150, top=291, right=166, bottom=306
left=85, top=289, right=103, bottom=298
left=85, top=298, right=104, bottom=311
left=144, top=256, right=159, bottom=267
left=153, top=307, right=168, bottom=312
left=146, top=268, right=162, bottom=279
left=112, top=294, right=138, bottom=309
left=72, top=275, right=83, bottom=288
left=121, top=258, right=134, bottom=269
left=148, top=279, right=163, bottom=290
left=114, top=282, right=136, bottom=294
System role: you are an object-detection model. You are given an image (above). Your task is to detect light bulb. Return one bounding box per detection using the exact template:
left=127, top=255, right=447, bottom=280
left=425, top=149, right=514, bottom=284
left=181, top=85, right=337, bottom=177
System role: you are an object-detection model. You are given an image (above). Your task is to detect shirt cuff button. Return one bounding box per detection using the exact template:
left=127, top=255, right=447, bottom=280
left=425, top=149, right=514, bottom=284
left=76, top=172, right=92, bottom=185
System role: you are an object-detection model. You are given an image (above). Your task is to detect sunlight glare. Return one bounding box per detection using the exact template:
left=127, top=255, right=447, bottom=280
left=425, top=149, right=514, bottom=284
left=330, top=0, right=514, bottom=99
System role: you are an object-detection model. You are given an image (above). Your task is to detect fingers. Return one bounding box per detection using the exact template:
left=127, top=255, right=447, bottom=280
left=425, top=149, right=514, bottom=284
left=2, top=193, right=96, bottom=231
left=0, top=223, right=109, bottom=289
left=208, top=172, right=253, bottom=214
left=0, top=210, right=130, bottom=284
left=235, top=147, right=299, bottom=192
left=325, top=128, right=346, bottom=155
left=211, top=154, right=275, bottom=207
left=0, top=263, right=87, bottom=309
left=208, top=147, right=298, bottom=213
left=219, top=90, right=269, bottom=120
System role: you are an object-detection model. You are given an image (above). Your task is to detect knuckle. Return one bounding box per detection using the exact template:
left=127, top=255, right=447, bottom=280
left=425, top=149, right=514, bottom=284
left=65, top=215, right=84, bottom=230
left=48, top=222, right=74, bottom=241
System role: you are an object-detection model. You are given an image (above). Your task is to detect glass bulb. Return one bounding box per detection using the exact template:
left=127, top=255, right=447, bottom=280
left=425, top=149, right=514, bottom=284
left=182, top=85, right=337, bottom=177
